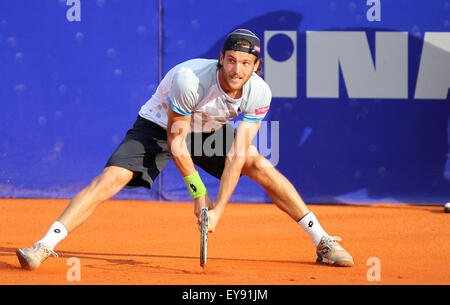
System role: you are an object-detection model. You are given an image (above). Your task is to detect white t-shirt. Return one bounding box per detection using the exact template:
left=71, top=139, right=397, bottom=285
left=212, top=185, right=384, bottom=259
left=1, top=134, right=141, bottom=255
left=139, top=58, right=272, bottom=133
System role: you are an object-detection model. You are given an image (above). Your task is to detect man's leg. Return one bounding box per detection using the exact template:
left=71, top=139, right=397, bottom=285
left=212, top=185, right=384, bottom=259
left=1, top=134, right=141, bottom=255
left=241, top=146, right=354, bottom=267
left=58, top=166, right=136, bottom=232
left=16, top=166, right=136, bottom=270
left=241, top=145, right=309, bottom=221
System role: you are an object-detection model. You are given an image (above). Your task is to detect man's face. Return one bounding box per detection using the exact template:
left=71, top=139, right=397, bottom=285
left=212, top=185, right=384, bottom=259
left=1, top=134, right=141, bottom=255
left=218, top=50, right=259, bottom=96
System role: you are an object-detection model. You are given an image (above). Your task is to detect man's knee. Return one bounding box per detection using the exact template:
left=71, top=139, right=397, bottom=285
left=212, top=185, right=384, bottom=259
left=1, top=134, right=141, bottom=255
left=242, top=146, right=274, bottom=177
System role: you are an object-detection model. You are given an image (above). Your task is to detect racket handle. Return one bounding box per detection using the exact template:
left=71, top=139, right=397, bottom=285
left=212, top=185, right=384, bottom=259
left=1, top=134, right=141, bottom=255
left=200, top=207, right=208, bottom=267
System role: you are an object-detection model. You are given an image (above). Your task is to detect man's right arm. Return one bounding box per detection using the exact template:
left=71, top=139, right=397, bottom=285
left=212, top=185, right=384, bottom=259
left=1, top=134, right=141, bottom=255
left=166, top=107, right=214, bottom=218
left=166, top=107, right=196, bottom=177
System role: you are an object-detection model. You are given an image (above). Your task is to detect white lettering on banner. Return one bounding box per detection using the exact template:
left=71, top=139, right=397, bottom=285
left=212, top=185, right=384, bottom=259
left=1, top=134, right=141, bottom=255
left=264, top=31, right=297, bottom=98
left=307, top=31, right=408, bottom=99
left=415, top=32, right=450, bottom=99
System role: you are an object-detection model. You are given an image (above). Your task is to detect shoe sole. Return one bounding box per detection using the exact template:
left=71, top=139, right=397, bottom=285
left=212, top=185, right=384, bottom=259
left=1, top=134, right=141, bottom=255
left=316, top=256, right=354, bottom=267
left=16, top=249, right=35, bottom=270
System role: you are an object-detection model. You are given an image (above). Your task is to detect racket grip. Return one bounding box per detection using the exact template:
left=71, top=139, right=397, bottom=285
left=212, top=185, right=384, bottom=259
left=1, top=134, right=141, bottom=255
left=200, top=207, right=208, bottom=267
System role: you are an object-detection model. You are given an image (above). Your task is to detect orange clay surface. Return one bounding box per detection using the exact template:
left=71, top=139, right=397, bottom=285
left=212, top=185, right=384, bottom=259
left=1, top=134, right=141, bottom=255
left=0, top=198, right=449, bottom=285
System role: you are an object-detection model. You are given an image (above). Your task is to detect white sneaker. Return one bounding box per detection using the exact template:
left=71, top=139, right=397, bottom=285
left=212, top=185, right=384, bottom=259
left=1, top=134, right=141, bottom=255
left=16, top=243, right=58, bottom=270
left=316, top=236, right=354, bottom=267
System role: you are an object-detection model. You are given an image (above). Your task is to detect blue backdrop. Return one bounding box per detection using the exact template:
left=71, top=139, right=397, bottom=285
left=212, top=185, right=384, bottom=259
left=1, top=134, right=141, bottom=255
left=1, top=0, right=449, bottom=205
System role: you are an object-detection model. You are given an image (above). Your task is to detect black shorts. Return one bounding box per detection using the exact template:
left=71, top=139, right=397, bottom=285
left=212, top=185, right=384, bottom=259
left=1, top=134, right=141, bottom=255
left=105, top=115, right=236, bottom=189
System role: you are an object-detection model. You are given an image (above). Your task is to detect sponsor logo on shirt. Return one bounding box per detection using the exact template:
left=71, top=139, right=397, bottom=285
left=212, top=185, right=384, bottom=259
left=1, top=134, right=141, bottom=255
left=255, top=105, right=270, bottom=115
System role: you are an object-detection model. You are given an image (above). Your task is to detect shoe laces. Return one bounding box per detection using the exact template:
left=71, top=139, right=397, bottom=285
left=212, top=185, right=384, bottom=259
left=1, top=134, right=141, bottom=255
left=321, top=236, right=342, bottom=245
left=35, top=243, right=59, bottom=258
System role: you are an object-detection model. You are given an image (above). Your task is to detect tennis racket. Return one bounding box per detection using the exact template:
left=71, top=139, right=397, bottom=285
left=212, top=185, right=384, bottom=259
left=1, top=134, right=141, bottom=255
left=200, top=207, right=208, bottom=268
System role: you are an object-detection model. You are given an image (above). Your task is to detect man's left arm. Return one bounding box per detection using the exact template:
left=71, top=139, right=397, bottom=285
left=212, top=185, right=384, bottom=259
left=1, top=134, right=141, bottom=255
left=206, top=120, right=261, bottom=232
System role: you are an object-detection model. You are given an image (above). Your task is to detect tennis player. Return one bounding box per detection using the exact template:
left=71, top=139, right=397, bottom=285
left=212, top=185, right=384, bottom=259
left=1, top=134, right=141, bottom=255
left=16, top=29, right=354, bottom=269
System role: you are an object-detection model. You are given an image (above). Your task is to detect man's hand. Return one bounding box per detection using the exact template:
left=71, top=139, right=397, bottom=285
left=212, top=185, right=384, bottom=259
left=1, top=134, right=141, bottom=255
left=197, top=206, right=221, bottom=233
left=194, top=195, right=214, bottom=218
left=195, top=195, right=222, bottom=232
left=204, top=208, right=221, bottom=233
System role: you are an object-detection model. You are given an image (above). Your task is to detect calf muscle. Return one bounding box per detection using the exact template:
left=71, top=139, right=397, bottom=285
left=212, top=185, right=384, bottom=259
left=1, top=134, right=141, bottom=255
left=58, top=166, right=135, bottom=232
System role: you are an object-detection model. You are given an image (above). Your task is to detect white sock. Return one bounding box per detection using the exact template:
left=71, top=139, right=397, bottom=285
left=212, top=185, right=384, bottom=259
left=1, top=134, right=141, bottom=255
left=37, top=221, right=68, bottom=250
left=298, top=212, right=328, bottom=247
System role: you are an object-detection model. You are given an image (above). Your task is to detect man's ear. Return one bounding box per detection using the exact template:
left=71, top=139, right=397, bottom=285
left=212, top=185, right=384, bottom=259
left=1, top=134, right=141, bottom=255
left=219, top=53, right=224, bottom=66
left=253, top=58, right=261, bottom=72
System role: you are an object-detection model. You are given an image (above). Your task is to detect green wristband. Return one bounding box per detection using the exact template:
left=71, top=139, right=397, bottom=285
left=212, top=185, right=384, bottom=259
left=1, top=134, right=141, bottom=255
left=183, top=171, right=208, bottom=199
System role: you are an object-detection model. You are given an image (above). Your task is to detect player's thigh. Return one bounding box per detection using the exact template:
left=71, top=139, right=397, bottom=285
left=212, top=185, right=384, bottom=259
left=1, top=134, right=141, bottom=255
left=105, top=116, right=169, bottom=189
left=91, top=166, right=136, bottom=192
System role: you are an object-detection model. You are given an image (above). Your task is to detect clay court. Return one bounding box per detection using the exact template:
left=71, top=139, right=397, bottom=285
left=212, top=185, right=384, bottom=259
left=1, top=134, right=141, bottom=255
left=1, top=198, right=448, bottom=285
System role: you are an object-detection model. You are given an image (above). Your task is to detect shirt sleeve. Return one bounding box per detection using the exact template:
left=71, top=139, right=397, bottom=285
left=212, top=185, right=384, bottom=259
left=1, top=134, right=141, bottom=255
left=167, top=67, right=201, bottom=116
left=242, top=79, right=272, bottom=123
